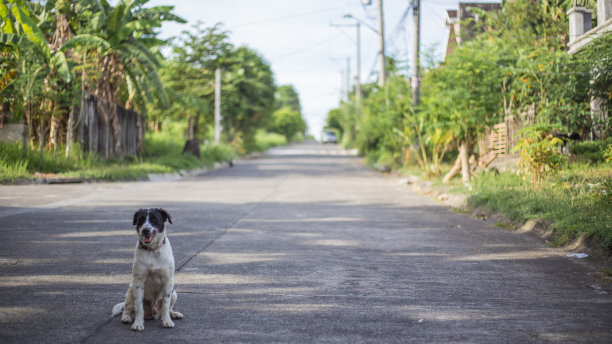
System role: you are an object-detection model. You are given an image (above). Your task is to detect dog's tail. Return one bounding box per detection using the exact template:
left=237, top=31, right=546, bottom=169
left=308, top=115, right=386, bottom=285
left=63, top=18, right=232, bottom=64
left=111, top=302, right=125, bottom=317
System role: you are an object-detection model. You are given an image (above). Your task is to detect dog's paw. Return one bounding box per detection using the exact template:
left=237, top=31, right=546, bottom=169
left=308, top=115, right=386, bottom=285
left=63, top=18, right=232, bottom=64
left=170, top=311, right=183, bottom=319
left=121, top=314, right=133, bottom=324
left=161, top=318, right=175, bottom=328
left=131, top=321, right=145, bottom=331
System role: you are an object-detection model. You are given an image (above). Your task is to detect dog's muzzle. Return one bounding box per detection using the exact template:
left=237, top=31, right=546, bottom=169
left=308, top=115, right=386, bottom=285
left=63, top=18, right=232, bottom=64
left=141, top=228, right=158, bottom=244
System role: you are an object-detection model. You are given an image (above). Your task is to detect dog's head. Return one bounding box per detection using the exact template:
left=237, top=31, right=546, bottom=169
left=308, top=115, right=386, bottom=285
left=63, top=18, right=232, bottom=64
left=133, top=208, right=172, bottom=248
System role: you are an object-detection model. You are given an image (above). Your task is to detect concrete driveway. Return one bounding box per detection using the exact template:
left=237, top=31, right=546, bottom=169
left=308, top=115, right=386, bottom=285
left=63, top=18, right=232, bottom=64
left=0, top=142, right=610, bottom=343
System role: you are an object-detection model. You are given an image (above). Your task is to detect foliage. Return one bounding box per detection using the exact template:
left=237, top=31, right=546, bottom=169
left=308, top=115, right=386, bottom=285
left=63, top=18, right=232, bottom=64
left=156, top=22, right=283, bottom=153
left=0, top=0, right=185, bottom=160
left=1, top=0, right=294, bottom=177
left=355, top=75, right=412, bottom=164
left=427, top=37, right=506, bottom=143
left=269, top=106, right=306, bottom=141
left=221, top=46, right=276, bottom=152
left=573, top=32, right=612, bottom=136
left=253, top=129, right=287, bottom=152
left=275, top=84, right=301, bottom=113
left=0, top=128, right=239, bottom=183
left=512, top=125, right=567, bottom=187
left=469, top=165, right=612, bottom=253
left=325, top=0, right=607, bottom=183
left=60, top=0, right=185, bottom=154
left=152, top=22, right=232, bottom=138
left=570, top=138, right=612, bottom=163
left=325, top=108, right=345, bottom=141
left=605, top=144, right=612, bottom=163
left=396, top=109, right=453, bottom=176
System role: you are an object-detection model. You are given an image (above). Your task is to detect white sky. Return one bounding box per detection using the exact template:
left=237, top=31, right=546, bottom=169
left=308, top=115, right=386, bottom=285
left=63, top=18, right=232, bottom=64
left=147, top=0, right=500, bottom=138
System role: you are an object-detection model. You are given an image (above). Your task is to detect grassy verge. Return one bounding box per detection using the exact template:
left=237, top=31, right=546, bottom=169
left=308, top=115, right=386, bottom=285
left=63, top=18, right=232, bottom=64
left=468, top=163, right=612, bottom=253
left=252, top=129, right=287, bottom=152
left=0, top=125, right=239, bottom=183
left=391, top=153, right=612, bottom=255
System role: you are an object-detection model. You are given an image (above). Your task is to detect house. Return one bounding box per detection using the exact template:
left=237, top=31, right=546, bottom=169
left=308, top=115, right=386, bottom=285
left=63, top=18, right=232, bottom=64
left=444, top=2, right=501, bottom=60
left=568, top=0, right=612, bottom=54
left=568, top=0, right=612, bottom=139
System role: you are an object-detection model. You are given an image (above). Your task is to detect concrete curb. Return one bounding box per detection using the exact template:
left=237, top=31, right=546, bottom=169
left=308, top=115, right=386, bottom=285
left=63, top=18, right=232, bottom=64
left=147, top=162, right=225, bottom=182
left=7, top=162, right=231, bottom=185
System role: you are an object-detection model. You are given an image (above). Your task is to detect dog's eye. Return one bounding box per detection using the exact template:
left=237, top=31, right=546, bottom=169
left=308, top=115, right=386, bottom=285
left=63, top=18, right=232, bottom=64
left=137, top=217, right=146, bottom=226
left=150, top=218, right=160, bottom=227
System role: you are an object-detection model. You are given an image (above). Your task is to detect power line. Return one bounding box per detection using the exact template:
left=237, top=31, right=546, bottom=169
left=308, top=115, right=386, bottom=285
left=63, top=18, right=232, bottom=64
left=270, top=33, right=341, bottom=61
left=233, top=5, right=349, bottom=28
left=331, top=25, right=357, bottom=44
left=366, top=52, right=380, bottom=83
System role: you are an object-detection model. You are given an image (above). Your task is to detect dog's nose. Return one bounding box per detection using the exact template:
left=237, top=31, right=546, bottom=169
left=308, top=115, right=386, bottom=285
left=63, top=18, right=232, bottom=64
left=142, top=228, right=151, bottom=236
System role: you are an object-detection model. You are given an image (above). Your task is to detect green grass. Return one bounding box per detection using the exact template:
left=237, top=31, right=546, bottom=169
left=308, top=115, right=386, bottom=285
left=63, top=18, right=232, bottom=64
left=394, top=144, right=612, bottom=255
left=468, top=163, right=612, bottom=253
left=252, top=130, right=287, bottom=152
left=0, top=124, right=240, bottom=183
left=0, top=124, right=292, bottom=183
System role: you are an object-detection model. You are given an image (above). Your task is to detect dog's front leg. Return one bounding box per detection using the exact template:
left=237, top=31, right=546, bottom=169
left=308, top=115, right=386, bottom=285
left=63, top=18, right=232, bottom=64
left=121, top=285, right=134, bottom=324
left=131, top=280, right=145, bottom=331
left=160, top=281, right=175, bottom=328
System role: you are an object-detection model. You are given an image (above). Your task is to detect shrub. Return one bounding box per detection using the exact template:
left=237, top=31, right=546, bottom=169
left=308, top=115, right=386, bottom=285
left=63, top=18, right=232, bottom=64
left=605, top=144, right=612, bottom=163
left=512, top=125, right=567, bottom=187
left=570, top=138, right=612, bottom=163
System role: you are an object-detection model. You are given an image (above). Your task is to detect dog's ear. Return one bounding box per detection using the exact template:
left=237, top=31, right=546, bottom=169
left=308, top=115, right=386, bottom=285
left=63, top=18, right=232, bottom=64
left=158, top=208, right=172, bottom=224
left=133, top=209, right=146, bottom=226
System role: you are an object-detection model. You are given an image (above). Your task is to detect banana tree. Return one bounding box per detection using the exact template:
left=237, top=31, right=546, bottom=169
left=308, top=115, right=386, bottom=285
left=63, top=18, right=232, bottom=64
left=61, top=0, right=185, bottom=156
left=0, top=0, right=71, bottom=158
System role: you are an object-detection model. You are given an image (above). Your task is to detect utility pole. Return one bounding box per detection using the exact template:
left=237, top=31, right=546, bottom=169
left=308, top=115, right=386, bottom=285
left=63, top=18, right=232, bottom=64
left=346, top=57, right=351, bottom=101
left=338, top=15, right=366, bottom=105
left=214, top=67, right=222, bottom=143
left=355, top=22, right=361, bottom=105
left=411, top=0, right=421, bottom=105
left=376, top=0, right=386, bottom=87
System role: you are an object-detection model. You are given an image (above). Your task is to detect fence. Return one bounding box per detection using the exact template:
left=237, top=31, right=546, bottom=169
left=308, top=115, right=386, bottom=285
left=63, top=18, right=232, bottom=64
left=479, top=106, right=535, bottom=166
left=78, top=94, right=144, bottom=159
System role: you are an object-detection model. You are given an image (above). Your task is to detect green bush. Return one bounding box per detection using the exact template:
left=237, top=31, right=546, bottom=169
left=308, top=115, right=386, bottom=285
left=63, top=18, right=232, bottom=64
left=0, top=141, right=100, bottom=179
left=570, top=138, right=612, bottom=163
left=0, top=124, right=243, bottom=183
left=512, top=125, right=567, bottom=187
left=253, top=130, right=287, bottom=152
left=605, top=144, right=612, bottom=163
left=201, top=143, right=239, bottom=164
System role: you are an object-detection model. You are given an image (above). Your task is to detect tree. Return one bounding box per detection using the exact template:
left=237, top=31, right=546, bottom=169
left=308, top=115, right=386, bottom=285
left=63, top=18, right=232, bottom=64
left=426, top=37, right=506, bottom=182
left=573, top=32, right=612, bottom=137
left=270, top=106, right=306, bottom=141
left=62, top=0, right=185, bottom=155
left=156, top=22, right=233, bottom=139
left=0, top=0, right=72, bottom=159
left=275, top=84, right=301, bottom=113
left=221, top=46, right=276, bottom=152
left=158, top=23, right=277, bottom=153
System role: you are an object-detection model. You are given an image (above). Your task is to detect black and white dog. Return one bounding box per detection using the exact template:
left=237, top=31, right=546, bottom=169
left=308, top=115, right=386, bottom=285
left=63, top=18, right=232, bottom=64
left=552, top=132, right=581, bottom=155
left=112, top=208, right=183, bottom=331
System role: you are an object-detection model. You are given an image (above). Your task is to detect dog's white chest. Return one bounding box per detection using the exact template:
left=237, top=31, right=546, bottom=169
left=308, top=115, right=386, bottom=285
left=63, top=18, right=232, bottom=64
left=133, top=244, right=174, bottom=278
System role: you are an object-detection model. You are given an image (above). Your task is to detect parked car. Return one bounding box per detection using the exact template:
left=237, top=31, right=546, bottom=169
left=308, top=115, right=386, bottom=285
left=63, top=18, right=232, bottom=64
left=321, top=130, right=338, bottom=144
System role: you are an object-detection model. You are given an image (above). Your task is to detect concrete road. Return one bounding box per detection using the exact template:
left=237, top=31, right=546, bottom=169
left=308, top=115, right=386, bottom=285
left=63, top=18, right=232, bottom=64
left=0, top=142, right=610, bottom=343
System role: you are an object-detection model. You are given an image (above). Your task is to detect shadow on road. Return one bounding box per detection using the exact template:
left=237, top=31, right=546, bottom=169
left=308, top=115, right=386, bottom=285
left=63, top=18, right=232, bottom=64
left=1, top=198, right=610, bottom=343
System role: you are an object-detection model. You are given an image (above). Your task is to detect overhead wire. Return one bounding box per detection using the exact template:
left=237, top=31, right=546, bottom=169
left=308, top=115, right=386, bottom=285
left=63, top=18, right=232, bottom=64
left=232, top=5, right=350, bottom=28
left=270, top=33, right=341, bottom=61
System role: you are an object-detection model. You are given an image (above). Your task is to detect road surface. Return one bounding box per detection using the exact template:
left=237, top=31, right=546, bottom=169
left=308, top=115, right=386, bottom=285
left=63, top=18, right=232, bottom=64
left=0, top=142, right=610, bottom=343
